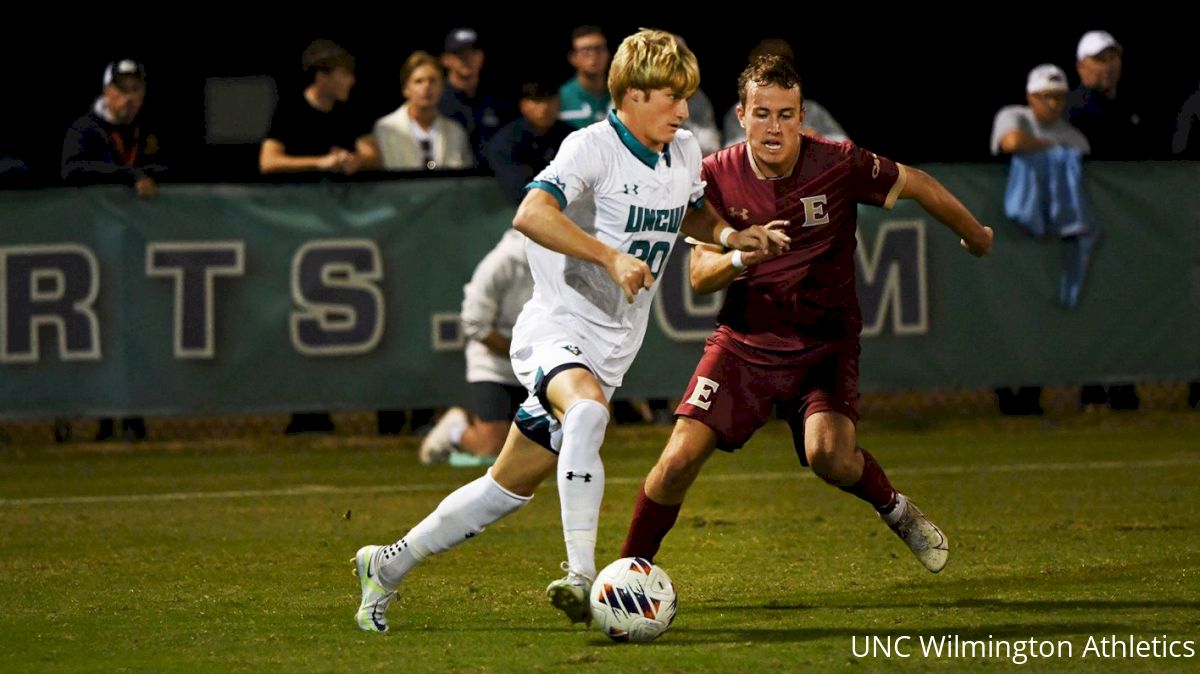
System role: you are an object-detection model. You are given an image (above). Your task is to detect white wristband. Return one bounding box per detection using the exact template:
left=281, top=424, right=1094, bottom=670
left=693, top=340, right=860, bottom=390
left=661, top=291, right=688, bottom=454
left=718, top=226, right=736, bottom=248
left=731, top=250, right=746, bottom=270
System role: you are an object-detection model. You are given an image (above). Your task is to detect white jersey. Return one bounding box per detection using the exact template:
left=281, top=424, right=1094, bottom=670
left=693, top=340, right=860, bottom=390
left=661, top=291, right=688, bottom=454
left=516, top=112, right=705, bottom=387
left=460, top=229, right=533, bottom=386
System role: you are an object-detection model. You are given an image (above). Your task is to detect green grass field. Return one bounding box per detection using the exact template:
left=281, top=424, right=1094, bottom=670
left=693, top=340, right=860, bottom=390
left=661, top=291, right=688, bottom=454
left=3, top=412, right=1199, bottom=672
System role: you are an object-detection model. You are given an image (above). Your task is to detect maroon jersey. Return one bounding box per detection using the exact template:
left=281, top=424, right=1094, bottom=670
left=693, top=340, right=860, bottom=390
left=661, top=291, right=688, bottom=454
left=702, top=138, right=902, bottom=360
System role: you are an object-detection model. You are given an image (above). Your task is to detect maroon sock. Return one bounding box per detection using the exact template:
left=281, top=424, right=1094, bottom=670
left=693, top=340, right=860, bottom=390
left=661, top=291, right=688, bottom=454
left=838, top=448, right=899, bottom=514
left=620, top=485, right=682, bottom=562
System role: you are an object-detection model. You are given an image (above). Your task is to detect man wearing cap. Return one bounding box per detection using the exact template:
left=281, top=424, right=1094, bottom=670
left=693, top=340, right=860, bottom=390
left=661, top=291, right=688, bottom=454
left=991, top=64, right=1090, bottom=156
left=439, top=28, right=512, bottom=170
left=989, top=63, right=1092, bottom=415
left=62, top=58, right=165, bottom=199
left=1066, top=30, right=1146, bottom=159
left=60, top=58, right=158, bottom=441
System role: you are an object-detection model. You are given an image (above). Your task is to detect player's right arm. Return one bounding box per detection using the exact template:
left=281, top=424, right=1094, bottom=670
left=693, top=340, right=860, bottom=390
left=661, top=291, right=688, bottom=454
left=513, top=189, right=652, bottom=303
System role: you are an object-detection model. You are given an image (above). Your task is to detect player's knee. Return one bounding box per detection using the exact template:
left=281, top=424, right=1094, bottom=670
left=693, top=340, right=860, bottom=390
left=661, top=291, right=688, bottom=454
left=808, top=442, right=858, bottom=485
left=653, top=449, right=700, bottom=499
left=563, top=399, right=609, bottom=442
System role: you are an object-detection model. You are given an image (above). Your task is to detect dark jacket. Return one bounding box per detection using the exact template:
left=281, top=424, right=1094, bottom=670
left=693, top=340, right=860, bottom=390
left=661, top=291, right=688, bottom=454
left=62, top=111, right=167, bottom=185
left=485, top=118, right=574, bottom=205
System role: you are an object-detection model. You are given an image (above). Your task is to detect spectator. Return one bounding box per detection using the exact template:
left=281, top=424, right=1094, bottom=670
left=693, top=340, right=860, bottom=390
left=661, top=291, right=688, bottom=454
left=61, top=58, right=164, bottom=441
left=438, top=28, right=512, bottom=169
left=1066, top=30, right=1147, bottom=159
left=672, top=34, right=721, bottom=155
left=557, top=26, right=611, bottom=130
left=1068, top=31, right=1143, bottom=409
left=989, top=63, right=1093, bottom=415
left=259, top=39, right=379, bottom=176
left=260, top=40, right=379, bottom=434
left=62, top=58, right=166, bottom=198
left=375, top=51, right=473, bottom=170
left=485, top=79, right=574, bottom=205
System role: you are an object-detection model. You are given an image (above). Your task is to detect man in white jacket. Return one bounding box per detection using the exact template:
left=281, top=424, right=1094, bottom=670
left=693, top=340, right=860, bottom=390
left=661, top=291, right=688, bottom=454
left=375, top=51, right=473, bottom=170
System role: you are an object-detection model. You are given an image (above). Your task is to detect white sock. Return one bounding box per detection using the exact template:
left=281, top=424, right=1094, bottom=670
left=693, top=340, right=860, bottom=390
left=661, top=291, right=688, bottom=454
left=556, top=399, right=609, bottom=580
left=882, top=493, right=909, bottom=525
left=377, top=468, right=530, bottom=587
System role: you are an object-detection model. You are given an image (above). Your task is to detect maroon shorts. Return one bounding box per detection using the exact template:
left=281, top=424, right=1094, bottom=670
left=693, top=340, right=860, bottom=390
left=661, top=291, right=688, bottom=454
left=675, top=332, right=860, bottom=451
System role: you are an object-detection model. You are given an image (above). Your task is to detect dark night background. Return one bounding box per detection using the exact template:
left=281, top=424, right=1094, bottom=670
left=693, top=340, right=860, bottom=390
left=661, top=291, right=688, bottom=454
left=3, top=14, right=1194, bottom=184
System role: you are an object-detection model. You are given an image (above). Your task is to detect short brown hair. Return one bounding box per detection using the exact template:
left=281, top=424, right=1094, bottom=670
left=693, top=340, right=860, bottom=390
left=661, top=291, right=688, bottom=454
left=571, top=25, right=605, bottom=44
left=737, top=54, right=802, bottom=107
left=302, top=39, right=355, bottom=80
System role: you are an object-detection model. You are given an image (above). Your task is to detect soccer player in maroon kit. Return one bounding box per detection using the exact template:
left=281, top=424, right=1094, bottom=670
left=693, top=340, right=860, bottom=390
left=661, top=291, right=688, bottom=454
left=621, top=55, right=994, bottom=574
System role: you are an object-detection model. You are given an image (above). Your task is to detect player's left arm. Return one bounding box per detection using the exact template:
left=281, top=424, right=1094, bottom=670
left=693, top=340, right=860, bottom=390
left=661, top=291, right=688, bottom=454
left=899, top=164, right=994, bottom=257
left=680, top=199, right=790, bottom=254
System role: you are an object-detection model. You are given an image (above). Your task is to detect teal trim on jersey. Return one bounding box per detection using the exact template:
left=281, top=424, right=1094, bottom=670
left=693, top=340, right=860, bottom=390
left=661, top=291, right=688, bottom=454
left=526, top=180, right=567, bottom=210
left=607, top=110, right=668, bottom=169
left=690, top=196, right=705, bottom=210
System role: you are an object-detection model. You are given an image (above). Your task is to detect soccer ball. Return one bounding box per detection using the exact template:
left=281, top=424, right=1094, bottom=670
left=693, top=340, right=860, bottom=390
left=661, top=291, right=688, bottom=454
left=589, top=557, right=677, bottom=643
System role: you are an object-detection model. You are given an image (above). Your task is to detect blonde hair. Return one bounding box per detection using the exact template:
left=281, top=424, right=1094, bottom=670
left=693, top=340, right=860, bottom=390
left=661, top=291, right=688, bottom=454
left=401, top=51, right=441, bottom=87
left=608, top=29, right=700, bottom=108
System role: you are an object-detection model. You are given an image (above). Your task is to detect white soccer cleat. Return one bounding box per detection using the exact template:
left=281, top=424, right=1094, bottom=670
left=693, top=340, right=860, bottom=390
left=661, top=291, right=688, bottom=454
left=419, top=407, right=468, bottom=465
left=352, top=545, right=397, bottom=633
left=886, top=495, right=949, bottom=574
left=546, top=562, right=593, bottom=625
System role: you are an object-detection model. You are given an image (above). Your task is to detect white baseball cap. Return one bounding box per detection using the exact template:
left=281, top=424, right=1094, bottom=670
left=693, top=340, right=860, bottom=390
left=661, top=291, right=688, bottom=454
left=1026, top=64, right=1069, bottom=94
left=1077, top=30, right=1122, bottom=61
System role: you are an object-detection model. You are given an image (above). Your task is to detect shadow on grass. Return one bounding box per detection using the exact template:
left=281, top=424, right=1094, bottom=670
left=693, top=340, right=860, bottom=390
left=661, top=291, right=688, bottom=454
left=733, top=598, right=1200, bottom=612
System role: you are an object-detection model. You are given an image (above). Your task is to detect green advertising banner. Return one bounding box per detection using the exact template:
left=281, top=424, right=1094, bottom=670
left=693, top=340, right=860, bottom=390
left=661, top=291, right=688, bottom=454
left=1, top=163, right=1197, bottom=418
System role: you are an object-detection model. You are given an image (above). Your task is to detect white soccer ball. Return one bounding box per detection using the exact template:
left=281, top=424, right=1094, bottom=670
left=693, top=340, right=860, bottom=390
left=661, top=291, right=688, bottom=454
left=589, top=557, right=677, bottom=643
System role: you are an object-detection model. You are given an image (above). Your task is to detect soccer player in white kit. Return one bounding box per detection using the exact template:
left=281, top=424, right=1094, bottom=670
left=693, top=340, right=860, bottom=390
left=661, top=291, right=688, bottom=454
left=352, top=29, right=789, bottom=632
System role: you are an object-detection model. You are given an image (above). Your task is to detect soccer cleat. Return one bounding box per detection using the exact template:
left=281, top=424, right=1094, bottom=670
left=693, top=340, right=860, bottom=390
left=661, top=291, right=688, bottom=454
left=546, top=561, right=593, bottom=625
left=419, top=407, right=468, bottom=465
left=352, top=545, right=397, bottom=633
left=886, top=495, right=949, bottom=574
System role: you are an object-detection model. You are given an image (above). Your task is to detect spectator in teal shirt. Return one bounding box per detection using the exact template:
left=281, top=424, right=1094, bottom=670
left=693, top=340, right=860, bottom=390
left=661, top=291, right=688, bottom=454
left=557, top=26, right=611, bottom=129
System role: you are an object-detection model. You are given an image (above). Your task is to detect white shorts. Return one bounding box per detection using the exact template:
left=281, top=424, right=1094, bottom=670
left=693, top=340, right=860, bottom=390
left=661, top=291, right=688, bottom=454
left=510, top=333, right=615, bottom=453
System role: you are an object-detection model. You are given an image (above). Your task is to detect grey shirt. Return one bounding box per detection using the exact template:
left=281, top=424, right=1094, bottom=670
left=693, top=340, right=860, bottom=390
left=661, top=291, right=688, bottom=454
left=990, top=106, right=1091, bottom=156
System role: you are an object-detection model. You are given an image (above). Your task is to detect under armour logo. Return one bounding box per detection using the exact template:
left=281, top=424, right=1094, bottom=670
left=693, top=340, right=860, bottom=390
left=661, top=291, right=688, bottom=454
left=565, top=471, right=593, bottom=482
left=623, top=183, right=640, bottom=195
left=562, top=344, right=582, bottom=356
left=728, top=207, right=750, bottom=221
left=543, top=173, right=567, bottom=192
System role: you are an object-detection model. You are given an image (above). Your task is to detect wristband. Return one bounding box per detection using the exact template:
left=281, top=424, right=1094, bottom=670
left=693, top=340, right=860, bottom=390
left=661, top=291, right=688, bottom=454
left=731, top=250, right=746, bottom=270
left=718, top=226, right=736, bottom=248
